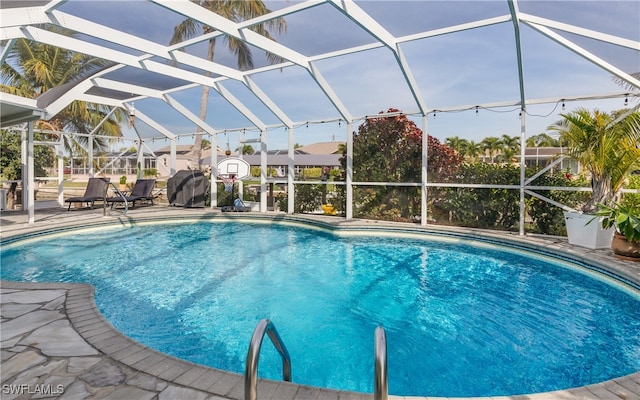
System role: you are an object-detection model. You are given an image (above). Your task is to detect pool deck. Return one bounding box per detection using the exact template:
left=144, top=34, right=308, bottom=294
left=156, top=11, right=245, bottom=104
left=1, top=205, right=639, bottom=400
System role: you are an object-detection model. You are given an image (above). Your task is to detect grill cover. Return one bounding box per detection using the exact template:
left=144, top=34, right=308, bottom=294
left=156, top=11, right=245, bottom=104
left=167, top=170, right=208, bottom=207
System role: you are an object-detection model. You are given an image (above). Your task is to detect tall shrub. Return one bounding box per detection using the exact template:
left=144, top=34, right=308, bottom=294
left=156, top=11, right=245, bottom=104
left=430, top=163, right=520, bottom=230
left=341, top=108, right=461, bottom=221
left=526, top=170, right=589, bottom=235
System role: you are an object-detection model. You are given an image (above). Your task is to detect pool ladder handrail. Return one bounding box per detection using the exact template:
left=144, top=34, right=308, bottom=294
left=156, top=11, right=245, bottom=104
left=104, top=182, right=128, bottom=216
left=374, top=326, right=388, bottom=400
left=244, top=318, right=291, bottom=400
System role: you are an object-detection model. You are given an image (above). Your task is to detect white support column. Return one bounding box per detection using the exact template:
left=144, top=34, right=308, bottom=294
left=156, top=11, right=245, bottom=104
left=27, top=122, right=35, bottom=224
left=519, top=110, right=527, bottom=236
left=287, top=127, right=295, bottom=214
left=88, top=133, right=94, bottom=177
left=238, top=131, right=245, bottom=199
left=421, top=115, right=428, bottom=226
left=210, top=133, right=217, bottom=208
left=260, top=129, right=267, bottom=212
left=136, top=140, right=144, bottom=179
left=21, top=129, right=26, bottom=212
left=170, top=139, right=177, bottom=176
left=346, top=122, right=353, bottom=220
left=57, top=141, right=64, bottom=207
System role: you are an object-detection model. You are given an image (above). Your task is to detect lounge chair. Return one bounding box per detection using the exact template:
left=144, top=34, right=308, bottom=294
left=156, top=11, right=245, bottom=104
left=107, top=179, right=156, bottom=208
left=66, top=177, right=110, bottom=210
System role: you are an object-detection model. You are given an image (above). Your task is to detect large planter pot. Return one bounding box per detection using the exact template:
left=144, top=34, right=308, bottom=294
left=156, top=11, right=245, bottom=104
left=611, top=232, right=640, bottom=260
left=563, top=211, right=614, bottom=249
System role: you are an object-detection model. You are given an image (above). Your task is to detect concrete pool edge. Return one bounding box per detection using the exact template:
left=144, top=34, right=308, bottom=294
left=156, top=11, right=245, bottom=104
left=1, top=210, right=639, bottom=400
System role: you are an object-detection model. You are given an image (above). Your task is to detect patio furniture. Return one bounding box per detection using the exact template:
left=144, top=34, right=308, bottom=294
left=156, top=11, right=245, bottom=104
left=167, top=170, right=208, bottom=208
left=66, top=177, right=110, bottom=210
left=107, top=179, right=157, bottom=208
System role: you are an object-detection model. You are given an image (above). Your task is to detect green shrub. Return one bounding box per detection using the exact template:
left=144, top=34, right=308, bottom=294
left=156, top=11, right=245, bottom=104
left=430, top=163, right=520, bottom=230
left=276, top=184, right=324, bottom=213
left=300, top=167, right=322, bottom=179
left=525, top=170, right=589, bottom=235
left=621, top=174, right=640, bottom=214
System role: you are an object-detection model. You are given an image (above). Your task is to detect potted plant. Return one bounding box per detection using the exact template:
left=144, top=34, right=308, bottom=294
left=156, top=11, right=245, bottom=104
left=119, top=175, right=127, bottom=191
left=594, top=203, right=640, bottom=259
left=549, top=108, right=640, bottom=249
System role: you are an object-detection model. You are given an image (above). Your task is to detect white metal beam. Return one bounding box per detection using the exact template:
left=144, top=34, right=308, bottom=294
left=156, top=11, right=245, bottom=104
left=45, top=10, right=244, bottom=81
left=13, top=26, right=230, bottom=89
left=134, top=110, right=179, bottom=140
left=308, top=63, right=352, bottom=121
left=243, top=76, right=294, bottom=128
left=213, top=83, right=265, bottom=130
left=525, top=21, right=640, bottom=91
left=328, top=0, right=396, bottom=48
left=520, top=13, right=639, bottom=50
left=400, top=15, right=513, bottom=43
left=329, top=0, right=427, bottom=114
left=0, top=7, right=50, bottom=27
left=152, top=0, right=310, bottom=68
left=162, top=95, right=211, bottom=139
left=40, top=79, right=95, bottom=118
left=508, top=0, right=527, bottom=109
left=92, top=78, right=164, bottom=100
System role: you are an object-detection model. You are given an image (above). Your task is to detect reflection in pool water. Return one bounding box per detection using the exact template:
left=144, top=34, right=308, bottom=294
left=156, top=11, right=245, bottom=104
left=2, top=220, right=639, bottom=397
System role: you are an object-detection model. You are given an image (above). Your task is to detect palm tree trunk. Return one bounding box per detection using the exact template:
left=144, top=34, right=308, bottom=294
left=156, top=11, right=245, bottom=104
left=191, top=38, right=216, bottom=169
left=6, top=182, right=17, bottom=209
left=585, top=173, right=613, bottom=213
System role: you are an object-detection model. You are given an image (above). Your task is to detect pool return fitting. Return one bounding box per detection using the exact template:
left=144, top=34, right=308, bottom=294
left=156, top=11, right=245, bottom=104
left=244, top=319, right=388, bottom=400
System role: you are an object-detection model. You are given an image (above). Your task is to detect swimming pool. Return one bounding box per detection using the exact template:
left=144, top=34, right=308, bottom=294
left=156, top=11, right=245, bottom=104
left=2, top=218, right=639, bottom=398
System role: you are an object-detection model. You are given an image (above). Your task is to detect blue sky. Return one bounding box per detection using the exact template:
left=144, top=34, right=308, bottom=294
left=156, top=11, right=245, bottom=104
left=55, top=0, right=639, bottom=151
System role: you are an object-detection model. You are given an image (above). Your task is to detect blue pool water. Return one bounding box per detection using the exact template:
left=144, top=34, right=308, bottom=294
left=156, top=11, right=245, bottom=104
left=2, top=220, right=639, bottom=397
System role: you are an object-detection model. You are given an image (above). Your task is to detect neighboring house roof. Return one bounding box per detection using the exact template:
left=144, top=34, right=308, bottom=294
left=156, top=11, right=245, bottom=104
left=155, top=146, right=224, bottom=162
left=76, top=150, right=154, bottom=158
left=155, top=145, right=193, bottom=155
left=240, top=154, right=341, bottom=167
left=201, top=142, right=344, bottom=166
left=524, top=147, right=567, bottom=157
left=252, top=149, right=306, bottom=155
left=297, top=141, right=344, bottom=154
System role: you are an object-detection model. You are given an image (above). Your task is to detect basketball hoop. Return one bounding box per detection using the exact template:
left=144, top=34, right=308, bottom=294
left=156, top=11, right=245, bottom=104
left=221, top=175, right=235, bottom=192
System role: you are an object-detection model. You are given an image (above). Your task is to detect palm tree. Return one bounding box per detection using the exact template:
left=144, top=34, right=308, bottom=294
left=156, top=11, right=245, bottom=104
left=462, top=140, right=482, bottom=162
left=1, top=27, right=126, bottom=205
left=1, top=26, right=125, bottom=150
left=170, top=0, right=287, bottom=168
left=498, top=134, right=520, bottom=163
left=481, top=136, right=501, bottom=163
left=548, top=108, right=640, bottom=212
left=445, top=136, right=465, bottom=155
left=526, top=133, right=557, bottom=147
left=613, top=72, right=640, bottom=96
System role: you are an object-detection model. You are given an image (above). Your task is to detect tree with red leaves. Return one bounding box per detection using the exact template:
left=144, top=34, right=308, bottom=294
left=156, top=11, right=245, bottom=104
left=343, top=108, right=461, bottom=221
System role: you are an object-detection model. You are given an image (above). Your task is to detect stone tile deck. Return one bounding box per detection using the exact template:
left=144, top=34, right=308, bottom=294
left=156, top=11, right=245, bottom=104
left=1, top=206, right=639, bottom=400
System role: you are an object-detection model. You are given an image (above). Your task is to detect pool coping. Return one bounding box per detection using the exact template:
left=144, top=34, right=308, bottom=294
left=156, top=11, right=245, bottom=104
left=1, top=208, right=639, bottom=400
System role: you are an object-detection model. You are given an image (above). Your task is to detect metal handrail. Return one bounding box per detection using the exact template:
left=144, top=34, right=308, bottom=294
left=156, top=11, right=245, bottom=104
left=244, top=319, right=291, bottom=400
left=374, top=326, right=388, bottom=400
left=105, top=182, right=128, bottom=216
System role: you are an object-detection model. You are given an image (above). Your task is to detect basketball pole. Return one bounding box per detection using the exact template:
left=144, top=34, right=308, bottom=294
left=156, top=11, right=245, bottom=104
left=230, top=174, right=235, bottom=209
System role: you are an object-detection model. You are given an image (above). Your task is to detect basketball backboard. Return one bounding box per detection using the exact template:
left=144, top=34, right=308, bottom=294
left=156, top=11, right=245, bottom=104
left=216, top=157, right=251, bottom=180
